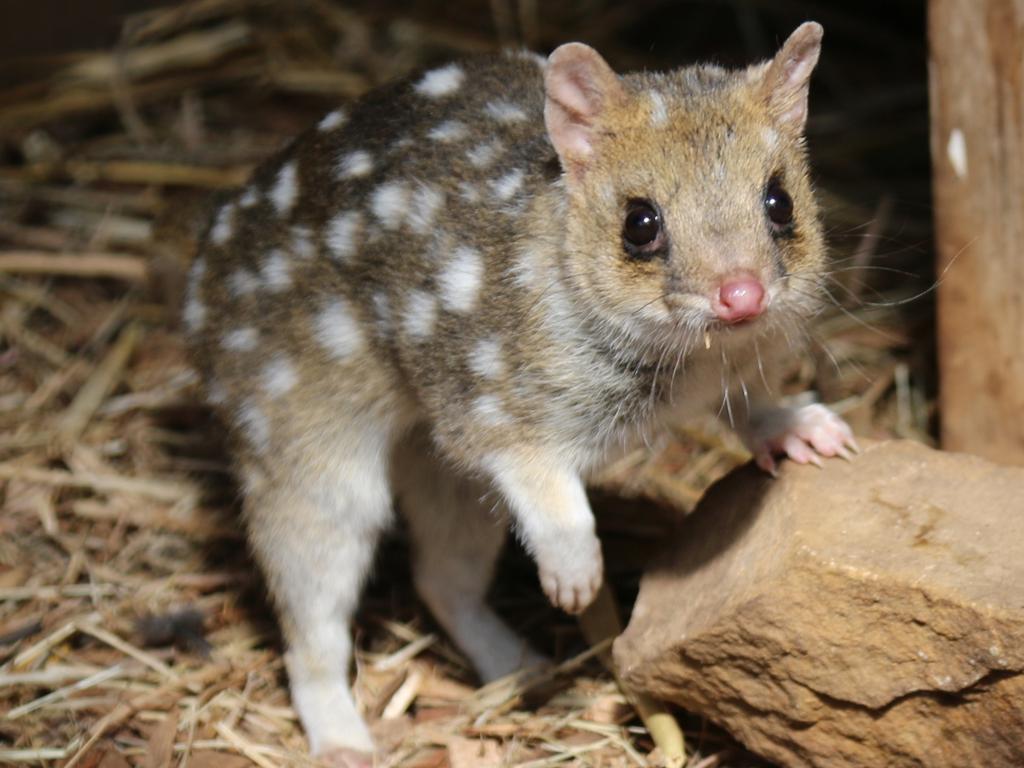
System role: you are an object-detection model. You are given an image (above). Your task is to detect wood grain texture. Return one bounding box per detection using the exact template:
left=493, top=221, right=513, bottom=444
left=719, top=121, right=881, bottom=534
left=929, top=0, right=1024, bottom=464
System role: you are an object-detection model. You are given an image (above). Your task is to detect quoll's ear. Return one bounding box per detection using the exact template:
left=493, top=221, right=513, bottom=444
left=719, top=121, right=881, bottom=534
left=761, top=22, right=823, bottom=133
left=544, top=43, right=625, bottom=176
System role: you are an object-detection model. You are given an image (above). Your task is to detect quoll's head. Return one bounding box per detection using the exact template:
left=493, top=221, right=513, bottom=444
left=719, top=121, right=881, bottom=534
left=544, top=23, right=827, bottom=348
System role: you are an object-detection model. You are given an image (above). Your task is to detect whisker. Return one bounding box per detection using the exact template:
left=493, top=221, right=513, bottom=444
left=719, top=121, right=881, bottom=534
left=752, top=335, right=772, bottom=397
left=718, top=345, right=734, bottom=428
left=738, top=368, right=750, bottom=417
left=856, top=237, right=970, bottom=308
left=804, top=282, right=904, bottom=343
left=815, top=264, right=921, bottom=279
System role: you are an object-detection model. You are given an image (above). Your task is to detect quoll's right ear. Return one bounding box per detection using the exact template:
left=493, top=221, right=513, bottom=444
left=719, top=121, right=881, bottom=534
left=544, top=43, right=625, bottom=179
left=760, top=22, right=824, bottom=134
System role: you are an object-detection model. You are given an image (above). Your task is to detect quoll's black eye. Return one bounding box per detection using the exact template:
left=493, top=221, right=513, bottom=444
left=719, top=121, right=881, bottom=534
left=623, top=200, right=661, bottom=249
left=764, top=179, right=794, bottom=228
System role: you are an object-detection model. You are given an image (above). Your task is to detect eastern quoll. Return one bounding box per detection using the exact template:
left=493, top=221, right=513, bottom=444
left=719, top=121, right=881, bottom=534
left=184, top=21, right=856, bottom=764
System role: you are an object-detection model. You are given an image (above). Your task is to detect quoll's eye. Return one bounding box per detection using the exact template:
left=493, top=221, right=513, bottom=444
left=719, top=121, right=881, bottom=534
left=623, top=199, right=662, bottom=251
left=764, top=179, right=794, bottom=229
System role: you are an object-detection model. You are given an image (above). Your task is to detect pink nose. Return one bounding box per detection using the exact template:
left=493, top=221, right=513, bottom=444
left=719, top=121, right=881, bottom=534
left=714, top=276, right=765, bottom=324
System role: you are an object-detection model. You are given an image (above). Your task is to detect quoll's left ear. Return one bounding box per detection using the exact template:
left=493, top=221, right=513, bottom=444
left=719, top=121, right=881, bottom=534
left=760, top=22, right=823, bottom=133
left=544, top=43, right=626, bottom=178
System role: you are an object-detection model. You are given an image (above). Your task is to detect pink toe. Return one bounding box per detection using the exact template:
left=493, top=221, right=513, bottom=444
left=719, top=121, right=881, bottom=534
left=809, top=428, right=841, bottom=456
left=782, top=435, right=813, bottom=463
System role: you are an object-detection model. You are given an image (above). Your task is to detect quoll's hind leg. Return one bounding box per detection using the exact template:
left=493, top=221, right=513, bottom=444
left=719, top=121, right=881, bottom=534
left=242, top=449, right=393, bottom=764
left=394, top=435, right=546, bottom=683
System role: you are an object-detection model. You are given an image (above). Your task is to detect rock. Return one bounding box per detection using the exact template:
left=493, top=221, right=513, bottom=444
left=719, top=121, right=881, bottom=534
left=613, top=440, right=1024, bottom=768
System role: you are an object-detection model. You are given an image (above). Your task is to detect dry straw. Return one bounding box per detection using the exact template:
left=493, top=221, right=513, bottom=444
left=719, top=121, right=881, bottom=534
left=0, top=1, right=929, bottom=765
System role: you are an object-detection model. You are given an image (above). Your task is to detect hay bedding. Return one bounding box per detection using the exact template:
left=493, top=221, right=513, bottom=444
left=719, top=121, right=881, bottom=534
left=0, top=1, right=929, bottom=765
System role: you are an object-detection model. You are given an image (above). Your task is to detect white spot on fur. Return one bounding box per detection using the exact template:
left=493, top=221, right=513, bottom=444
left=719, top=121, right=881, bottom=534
left=491, top=169, right=524, bottom=201
left=403, top=289, right=438, bottom=340
left=183, top=296, right=206, bottom=333
left=947, top=129, right=967, bottom=179
left=473, top=394, right=510, bottom=427
left=539, top=281, right=576, bottom=341
left=761, top=126, right=779, bottom=150
left=438, top=246, right=484, bottom=313
left=262, top=355, right=298, bottom=397
left=510, top=244, right=544, bottom=289
left=458, top=182, right=481, bottom=203
left=314, top=298, right=365, bottom=360
left=291, top=225, right=315, bottom=259
left=187, top=257, right=205, bottom=288
left=238, top=401, right=270, bottom=452
left=371, top=291, right=391, bottom=335
left=370, top=181, right=410, bottom=230
left=649, top=90, right=668, bottom=126
left=337, top=149, right=373, bottom=179
left=428, top=120, right=468, bottom=142
left=261, top=250, right=291, bottom=292
left=318, top=109, right=347, bottom=131
left=238, top=188, right=259, bottom=208
left=408, top=184, right=445, bottom=235
left=239, top=465, right=265, bottom=495
left=414, top=64, right=464, bottom=97
left=210, top=203, right=235, bottom=245
left=184, top=259, right=206, bottom=332
left=508, top=49, right=546, bottom=68
left=485, top=101, right=527, bottom=123
left=467, top=140, right=502, bottom=168
left=228, top=269, right=260, bottom=298
left=205, top=381, right=228, bottom=406
left=326, top=211, right=361, bottom=262
left=222, top=327, right=258, bottom=351
left=469, top=337, right=505, bottom=379
left=270, top=161, right=298, bottom=215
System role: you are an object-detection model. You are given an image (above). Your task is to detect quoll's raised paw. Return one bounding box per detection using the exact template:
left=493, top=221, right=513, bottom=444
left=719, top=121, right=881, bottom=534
left=536, top=534, right=603, bottom=614
left=753, top=403, right=858, bottom=474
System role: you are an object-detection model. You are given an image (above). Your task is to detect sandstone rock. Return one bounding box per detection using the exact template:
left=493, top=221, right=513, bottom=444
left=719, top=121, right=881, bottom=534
left=613, top=440, right=1024, bottom=768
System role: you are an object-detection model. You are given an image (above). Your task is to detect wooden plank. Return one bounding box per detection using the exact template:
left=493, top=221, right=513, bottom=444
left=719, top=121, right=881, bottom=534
left=929, top=0, right=1024, bottom=464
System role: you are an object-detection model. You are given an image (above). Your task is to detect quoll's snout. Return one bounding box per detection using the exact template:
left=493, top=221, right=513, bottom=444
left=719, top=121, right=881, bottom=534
left=712, top=274, right=766, bottom=324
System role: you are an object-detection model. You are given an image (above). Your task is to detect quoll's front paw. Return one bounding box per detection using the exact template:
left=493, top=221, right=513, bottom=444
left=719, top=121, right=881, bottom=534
left=752, top=403, right=858, bottom=474
left=536, top=533, right=603, bottom=614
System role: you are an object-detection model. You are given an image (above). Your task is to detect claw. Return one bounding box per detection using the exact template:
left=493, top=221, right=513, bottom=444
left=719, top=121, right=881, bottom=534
left=755, top=450, right=778, bottom=475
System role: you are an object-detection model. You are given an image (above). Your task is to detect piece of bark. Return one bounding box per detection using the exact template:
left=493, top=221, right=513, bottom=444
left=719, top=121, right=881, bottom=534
left=930, top=0, right=1024, bottom=465
left=615, top=440, right=1024, bottom=768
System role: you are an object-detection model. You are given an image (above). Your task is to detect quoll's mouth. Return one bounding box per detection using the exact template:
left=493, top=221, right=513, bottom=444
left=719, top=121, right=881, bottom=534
left=711, top=274, right=767, bottom=324
left=708, top=314, right=768, bottom=337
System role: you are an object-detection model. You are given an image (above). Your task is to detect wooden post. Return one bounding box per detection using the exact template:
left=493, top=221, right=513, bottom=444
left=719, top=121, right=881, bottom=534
left=928, top=0, right=1024, bottom=465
